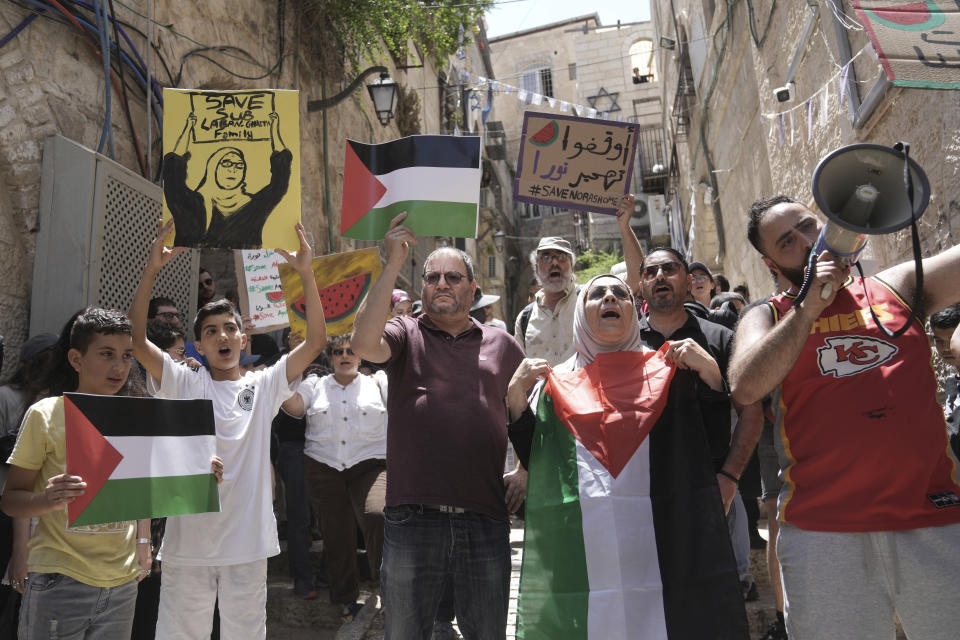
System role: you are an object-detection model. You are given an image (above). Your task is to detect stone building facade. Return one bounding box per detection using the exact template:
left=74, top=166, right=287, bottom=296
left=0, top=2, right=513, bottom=377
left=650, top=0, right=960, bottom=299
left=488, top=14, right=669, bottom=297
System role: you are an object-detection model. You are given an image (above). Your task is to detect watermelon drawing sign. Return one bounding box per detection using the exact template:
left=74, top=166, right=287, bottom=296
left=514, top=112, right=639, bottom=215
left=278, top=248, right=383, bottom=338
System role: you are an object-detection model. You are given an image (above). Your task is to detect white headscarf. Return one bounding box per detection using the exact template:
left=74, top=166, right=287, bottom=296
left=568, top=273, right=645, bottom=370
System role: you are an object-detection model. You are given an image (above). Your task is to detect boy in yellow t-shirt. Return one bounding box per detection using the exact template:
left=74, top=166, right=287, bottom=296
left=0, top=308, right=152, bottom=639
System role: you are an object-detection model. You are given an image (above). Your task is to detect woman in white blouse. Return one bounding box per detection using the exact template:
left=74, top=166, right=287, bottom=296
left=281, top=334, right=387, bottom=620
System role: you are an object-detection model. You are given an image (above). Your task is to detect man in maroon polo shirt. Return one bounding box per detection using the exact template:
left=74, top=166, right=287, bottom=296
left=353, top=213, right=525, bottom=640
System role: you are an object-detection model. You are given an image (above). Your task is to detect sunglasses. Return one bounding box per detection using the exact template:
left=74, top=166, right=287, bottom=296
left=641, top=262, right=682, bottom=281
left=423, top=271, right=466, bottom=286
left=538, top=251, right=570, bottom=265
left=331, top=348, right=355, bottom=356
left=586, top=284, right=631, bottom=301
left=201, top=278, right=214, bottom=286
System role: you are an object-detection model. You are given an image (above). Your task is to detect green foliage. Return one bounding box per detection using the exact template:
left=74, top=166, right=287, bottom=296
left=574, top=249, right=623, bottom=283
left=298, top=0, right=492, bottom=74
left=395, top=83, right=422, bottom=136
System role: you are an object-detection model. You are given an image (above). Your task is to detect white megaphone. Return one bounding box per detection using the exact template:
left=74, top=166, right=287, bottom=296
left=795, top=142, right=930, bottom=309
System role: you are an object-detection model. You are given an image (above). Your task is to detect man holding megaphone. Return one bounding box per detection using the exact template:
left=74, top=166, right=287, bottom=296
left=728, top=152, right=960, bottom=640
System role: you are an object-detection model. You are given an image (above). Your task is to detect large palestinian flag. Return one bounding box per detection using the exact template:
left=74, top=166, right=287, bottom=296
left=341, top=135, right=481, bottom=240
left=64, top=393, right=220, bottom=527
left=518, top=348, right=748, bottom=640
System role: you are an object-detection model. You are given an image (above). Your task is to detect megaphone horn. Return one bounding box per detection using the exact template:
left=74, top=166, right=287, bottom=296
left=795, top=142, right=930, bottom=304
left=811, top=142, right=930, bottom=263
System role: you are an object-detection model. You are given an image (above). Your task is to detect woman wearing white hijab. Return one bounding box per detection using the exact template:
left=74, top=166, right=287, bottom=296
left=507, top=273, right=748, bottom=640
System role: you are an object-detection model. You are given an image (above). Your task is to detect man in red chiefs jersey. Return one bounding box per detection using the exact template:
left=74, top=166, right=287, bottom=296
left=729, top=196, right=960, bottom=640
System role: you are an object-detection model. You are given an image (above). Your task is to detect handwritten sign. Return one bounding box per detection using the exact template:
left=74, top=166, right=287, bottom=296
left=233, top=249, right=288, bottom=334
left=162, top=88, right=301, bottom=250
left=189, top=91, right=277, bottom=143
left=513, top=112, right=639, bottom=215
left=852, top=1, right=960, bottom=89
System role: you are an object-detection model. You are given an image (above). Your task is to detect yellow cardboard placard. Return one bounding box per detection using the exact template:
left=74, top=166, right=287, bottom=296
left=162, top=88, right=301, bottom=250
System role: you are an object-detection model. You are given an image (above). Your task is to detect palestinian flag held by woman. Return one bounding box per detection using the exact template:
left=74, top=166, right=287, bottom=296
left=515, top=346, right=748, bottom=639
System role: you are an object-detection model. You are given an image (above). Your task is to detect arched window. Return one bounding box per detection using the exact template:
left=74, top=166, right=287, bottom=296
left=629, top=39, right=656, bottom=83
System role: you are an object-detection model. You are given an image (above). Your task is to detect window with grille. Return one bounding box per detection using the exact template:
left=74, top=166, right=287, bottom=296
left=487, top=255, right=497, bottom=278
left=568, top=63, right=577, bottom=80
left=522, top=64, right=554, bottom=98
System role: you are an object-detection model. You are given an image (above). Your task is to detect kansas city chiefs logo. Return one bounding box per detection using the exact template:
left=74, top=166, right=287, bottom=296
left=817, top=335, right=898, bottom=378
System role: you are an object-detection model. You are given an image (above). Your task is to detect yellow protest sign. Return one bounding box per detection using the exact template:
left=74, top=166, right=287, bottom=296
left=278, top=248, right=383, bottom=338
left=162, top=88, right=301, bottom=250
left=514, top=112, right=639, bottom=215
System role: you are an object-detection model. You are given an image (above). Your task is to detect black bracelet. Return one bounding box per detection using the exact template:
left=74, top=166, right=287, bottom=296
left=717, top=469, right=739, bottom=483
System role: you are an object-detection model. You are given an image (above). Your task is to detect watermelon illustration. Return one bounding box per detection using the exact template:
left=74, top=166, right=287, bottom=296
left=266, top=291, right=285, bottom=303
left=866, top=2, right=944, bottom=31
left=529, top=120, right=559, bottom=147
left=291, top=272, right=372, bottom=323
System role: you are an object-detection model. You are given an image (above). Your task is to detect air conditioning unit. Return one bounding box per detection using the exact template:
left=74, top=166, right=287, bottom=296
left=647, top=194, right=668, bottom=236
left=31, top=136, right=199, bottom=335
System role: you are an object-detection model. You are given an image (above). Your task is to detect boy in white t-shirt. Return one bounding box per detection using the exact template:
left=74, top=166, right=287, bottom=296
left=130, top=220, right=325, bottom=639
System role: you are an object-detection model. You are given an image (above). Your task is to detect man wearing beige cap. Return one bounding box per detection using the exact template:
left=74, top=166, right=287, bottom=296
left=513, top=236, right=579, bottom=366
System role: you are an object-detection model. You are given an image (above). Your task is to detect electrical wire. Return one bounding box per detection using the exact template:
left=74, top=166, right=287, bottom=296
left=93, top=0, right=116, bottom=157
left=108, top=0, right=145, bottom=175
left=0, top=10, right=38, bottom=49
left=746, top=0, right=775, bottom=47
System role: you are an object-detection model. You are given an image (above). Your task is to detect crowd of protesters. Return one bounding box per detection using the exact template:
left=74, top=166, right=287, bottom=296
left=0, top=187, right=958, bottom=640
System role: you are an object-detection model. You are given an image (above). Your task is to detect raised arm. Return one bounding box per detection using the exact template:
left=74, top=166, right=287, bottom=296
left=352, top=213, right=417, bottom=364
left=876, top=243, right=960, bottom=318
left=728, top=251, right=845, bottom=405
left=615, top=193, right=643, bottom=294
left=276, top=223, right=326, bottom=384
left=269, top=112, right=287, bottom=153
left=131, top=219, right=188, bottom=383
left=172, top=114, right=196, bottom=155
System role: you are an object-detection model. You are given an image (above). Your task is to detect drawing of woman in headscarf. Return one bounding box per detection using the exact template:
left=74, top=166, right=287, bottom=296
left=163, top=111, right=292, bottom=249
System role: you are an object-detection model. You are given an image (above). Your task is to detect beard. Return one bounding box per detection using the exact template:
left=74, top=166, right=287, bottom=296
left=425, top=288, right=470, bottom=316
left=770, top=248, right=813, bottom=290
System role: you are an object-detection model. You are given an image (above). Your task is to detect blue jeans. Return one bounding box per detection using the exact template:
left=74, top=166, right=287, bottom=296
left=382, top=505, right=510, bottom=640
left=19, top=572, right=138, bottom=640
left=277, top=440, right=314, bottom=595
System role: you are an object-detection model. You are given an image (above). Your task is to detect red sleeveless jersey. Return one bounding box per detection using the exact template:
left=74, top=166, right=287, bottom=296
left=768, top=276, right=960, bottom=531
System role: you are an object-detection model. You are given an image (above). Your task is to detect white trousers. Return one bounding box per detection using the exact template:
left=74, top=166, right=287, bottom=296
left=778, top=521, right=960, bottom=640
left=155, top=559, right=267, bottom=640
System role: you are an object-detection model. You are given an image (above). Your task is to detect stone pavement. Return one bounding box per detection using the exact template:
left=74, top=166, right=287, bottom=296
left=266, top=519, right=791, bottom=639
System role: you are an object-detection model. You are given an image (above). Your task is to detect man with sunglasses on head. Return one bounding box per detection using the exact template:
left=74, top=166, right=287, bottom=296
left=352, top=213, right=526, bottom=640
left=636, top=247, right=764, bottom=603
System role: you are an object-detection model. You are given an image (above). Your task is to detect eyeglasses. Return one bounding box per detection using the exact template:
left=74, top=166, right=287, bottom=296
left=331, top=348, right=355, bottom=356
left=156, top=311, right=180, bottom=320
left=423, top=271, right=466, bottom=286
left=586, top=284, right=631, bottom=300
left=538, top=251, right=570, bottom=265
left=201, top=278, right=214, bottom=286
left=219, top=160, right=245, bottom=169
left=641, top=262, right=682, bottom=281
left=691, top=273, right=711, bottom=283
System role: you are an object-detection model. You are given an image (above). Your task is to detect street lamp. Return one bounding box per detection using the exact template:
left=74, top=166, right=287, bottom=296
left=367, top=72, right=400, bottom=126
left=493, top=229, right=506, bottom=255
left=306, top=66, right=401, bottom=127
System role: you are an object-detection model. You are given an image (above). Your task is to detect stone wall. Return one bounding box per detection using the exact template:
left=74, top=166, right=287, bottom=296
left=0, top=1, right=466, bottom=377
left=652, top=0, right=960, bottom=299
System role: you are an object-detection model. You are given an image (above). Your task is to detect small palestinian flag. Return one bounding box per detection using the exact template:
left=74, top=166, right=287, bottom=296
left=341, top=135, right=482, bottom=240
left=64, top=393, right=220, bottom=527
left=518, top=348, right=748, bottom=640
